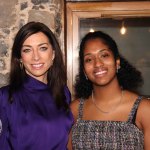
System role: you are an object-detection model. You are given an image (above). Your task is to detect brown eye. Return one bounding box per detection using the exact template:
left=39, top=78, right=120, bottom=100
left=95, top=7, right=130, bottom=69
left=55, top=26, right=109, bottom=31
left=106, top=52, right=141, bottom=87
left=84, top=57, right=93, bottom=63
left=40, top=47, right=48, bottom=51
left=102, top=53, right=109, bottom=57
left=100, top=53, right=110, bottom=59
left=22, top=48, right=31, bottom=53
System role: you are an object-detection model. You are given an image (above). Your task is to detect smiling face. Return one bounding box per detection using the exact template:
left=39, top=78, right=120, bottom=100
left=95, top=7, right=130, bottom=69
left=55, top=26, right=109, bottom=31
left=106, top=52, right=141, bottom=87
left=83, top=38, right=120, bottom=87
left=21, top=32, right=55, bottom=83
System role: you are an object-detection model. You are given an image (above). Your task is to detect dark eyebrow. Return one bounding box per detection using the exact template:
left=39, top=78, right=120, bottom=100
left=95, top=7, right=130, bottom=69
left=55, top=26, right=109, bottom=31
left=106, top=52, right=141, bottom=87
left=99, top=49, right=109, bottom=52
left=22, top=45, right=32, bottom=48
left=22, top=43, right=49, bottom=47
left=38, top=43, right=49, bottom=46
left=84, top=49, right=109, bottom=57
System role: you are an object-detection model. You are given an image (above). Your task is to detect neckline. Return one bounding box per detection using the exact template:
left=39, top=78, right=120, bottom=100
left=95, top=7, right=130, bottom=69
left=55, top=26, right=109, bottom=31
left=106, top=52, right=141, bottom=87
left=91, top=90, right=124, bottom=114
left=23, top=75, right=49, bottom=90
left=78, top=96, right=143, bottom=123
left=75, top=119, right=143, bottom=133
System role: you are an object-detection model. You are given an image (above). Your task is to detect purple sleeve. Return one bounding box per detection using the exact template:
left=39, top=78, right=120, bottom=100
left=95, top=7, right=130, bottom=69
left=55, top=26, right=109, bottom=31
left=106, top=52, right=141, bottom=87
left=64, top=86, right=71, bottom=104
left=0, top=88, right=10, bottom=150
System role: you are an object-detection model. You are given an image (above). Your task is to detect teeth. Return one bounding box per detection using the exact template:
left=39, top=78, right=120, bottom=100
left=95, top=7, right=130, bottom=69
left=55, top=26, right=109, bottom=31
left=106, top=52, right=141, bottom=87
left=95, top=70, right=107, bottom=75
left=32, top=64, right=43, bottom=67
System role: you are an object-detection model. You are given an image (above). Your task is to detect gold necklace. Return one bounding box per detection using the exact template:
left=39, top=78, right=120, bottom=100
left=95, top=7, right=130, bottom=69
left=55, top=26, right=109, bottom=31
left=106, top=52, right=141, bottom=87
left=92, top=90, right=124, bottom=114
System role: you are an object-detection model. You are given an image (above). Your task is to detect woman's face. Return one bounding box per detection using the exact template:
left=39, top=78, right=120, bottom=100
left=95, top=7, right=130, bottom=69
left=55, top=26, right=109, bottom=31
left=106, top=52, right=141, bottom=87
left=83, top=38, right=119, bottom=87
left=21, top=32, right=55, bottom=83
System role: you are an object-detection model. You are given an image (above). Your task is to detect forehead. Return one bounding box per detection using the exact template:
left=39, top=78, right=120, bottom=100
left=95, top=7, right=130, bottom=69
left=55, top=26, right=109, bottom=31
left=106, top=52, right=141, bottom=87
left=84, top=38, right=108, bottom=53
left=23, top=32, right=49, bottom=45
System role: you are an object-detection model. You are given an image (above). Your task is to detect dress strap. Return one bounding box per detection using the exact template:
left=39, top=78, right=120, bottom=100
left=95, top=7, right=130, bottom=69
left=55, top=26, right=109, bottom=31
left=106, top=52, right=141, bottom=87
left=77, top=98, right=84, bottom=121
left=127, top=96, right=143, bottom=123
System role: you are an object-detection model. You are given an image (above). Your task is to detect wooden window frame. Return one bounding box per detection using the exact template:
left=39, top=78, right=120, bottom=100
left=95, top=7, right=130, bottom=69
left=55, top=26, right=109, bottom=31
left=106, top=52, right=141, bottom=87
left=66, top=1, right=150, bottom=94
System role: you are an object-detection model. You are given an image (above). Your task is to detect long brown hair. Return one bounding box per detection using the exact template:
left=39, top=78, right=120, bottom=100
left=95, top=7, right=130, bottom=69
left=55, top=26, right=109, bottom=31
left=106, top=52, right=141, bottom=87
left=9, top=22, right=69, bottom=111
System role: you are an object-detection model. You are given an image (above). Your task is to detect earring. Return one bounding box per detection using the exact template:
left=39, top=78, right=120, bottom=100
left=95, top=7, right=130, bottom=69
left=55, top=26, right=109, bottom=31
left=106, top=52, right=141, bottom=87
left=84, top=72, right=88, bottom=80
left=117, top=65, right=121, bottom=73
left=51, top=54, right=55, bottom=66
left=20, top=60, right=23, bottom=70
left=51, top=58, right=54, bottom=66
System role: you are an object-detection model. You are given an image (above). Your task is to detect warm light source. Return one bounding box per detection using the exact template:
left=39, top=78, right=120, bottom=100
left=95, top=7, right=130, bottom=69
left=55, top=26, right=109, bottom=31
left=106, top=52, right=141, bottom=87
left=89, top=28, right=94, bottom=32
left=120, top=21, right=126, bottom=35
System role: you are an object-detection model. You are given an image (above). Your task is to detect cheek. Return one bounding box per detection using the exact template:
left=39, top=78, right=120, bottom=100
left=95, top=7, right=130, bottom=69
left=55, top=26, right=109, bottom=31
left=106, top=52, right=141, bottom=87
left=45, top=53, right=53, bottom=62
left=44, top=53, right=54, bottom=66
left=104, top=58, right=116, bottom=67
left=84, top=64, right=93, bottom=73
left=107, top=62, right=117, bottom=73
left=21, top=54, right=30, bottom=63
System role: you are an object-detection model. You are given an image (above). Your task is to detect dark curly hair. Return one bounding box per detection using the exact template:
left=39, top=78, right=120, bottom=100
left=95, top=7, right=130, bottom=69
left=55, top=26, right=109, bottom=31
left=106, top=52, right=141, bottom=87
left=74, top=31, right=143, bottom=99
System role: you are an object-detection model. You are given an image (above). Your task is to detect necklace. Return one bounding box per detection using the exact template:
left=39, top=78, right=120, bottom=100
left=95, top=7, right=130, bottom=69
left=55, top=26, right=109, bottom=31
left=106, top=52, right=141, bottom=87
left=92, top=90, right=124, bottom=114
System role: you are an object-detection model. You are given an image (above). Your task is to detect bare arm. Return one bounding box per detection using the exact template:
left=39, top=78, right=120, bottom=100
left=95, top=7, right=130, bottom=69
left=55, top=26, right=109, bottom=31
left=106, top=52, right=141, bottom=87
left=137, top=99, right=150, bottom=149
left=67, top=130, right=73, bottom=150
left=67, top=99, right=80, bottom=150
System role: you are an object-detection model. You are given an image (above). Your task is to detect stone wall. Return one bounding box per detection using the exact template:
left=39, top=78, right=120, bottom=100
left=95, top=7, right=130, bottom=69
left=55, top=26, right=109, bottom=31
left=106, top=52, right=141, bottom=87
left=0, top=0, right=64, bottom=87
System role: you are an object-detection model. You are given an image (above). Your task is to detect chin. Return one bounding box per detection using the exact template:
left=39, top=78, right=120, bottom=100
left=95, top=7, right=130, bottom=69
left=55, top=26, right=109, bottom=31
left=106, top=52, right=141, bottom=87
left=95, top=82, right=109, bottom=87
left=93, top=77, right=113, bottom=86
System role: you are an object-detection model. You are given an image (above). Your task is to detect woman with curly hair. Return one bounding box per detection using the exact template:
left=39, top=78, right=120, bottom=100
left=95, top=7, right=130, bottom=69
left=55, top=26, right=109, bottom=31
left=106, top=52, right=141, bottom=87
left=68, top=31, right=150, bottom=149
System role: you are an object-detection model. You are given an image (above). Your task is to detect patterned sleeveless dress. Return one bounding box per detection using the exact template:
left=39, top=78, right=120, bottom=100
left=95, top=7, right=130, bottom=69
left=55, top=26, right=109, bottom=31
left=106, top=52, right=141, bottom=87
left=72, top=96, right=144, bottom=150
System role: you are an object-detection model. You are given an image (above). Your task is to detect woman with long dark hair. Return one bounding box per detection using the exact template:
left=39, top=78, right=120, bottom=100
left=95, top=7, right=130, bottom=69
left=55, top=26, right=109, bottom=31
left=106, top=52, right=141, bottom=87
left=68, top=31, right=150, bottom=149
left=0, top=22, right=73, bottom=150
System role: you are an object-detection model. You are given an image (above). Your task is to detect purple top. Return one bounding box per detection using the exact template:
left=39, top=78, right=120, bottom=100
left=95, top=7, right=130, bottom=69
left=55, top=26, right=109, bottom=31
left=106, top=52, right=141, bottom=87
left=0, top=75, right=73, bottom=150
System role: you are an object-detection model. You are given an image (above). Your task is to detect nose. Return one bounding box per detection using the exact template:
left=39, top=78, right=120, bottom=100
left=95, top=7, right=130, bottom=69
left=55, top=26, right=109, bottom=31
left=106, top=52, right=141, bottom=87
left=94, top=57, right=104, bottom=67
left=32, top=49, right=40, bottom=61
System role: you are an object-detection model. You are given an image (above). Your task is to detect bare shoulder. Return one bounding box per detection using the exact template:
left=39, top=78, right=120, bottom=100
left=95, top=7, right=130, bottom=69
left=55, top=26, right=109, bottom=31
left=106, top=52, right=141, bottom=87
left=70, top=99, right=80, bottom=122
left=137, top=97, right=150, bottom=149
left=138, top=97, right=150, bottom=112
left=137, top=97, right=150, bottom=129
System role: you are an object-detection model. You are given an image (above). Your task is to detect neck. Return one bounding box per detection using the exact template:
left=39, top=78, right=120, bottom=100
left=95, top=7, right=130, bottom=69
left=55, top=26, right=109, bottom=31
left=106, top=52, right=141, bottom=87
left=92, top=89, right=124, bottom=114
left=26, top=73, right=48, bottom=84
left=92, top=80, right=122, bottom=102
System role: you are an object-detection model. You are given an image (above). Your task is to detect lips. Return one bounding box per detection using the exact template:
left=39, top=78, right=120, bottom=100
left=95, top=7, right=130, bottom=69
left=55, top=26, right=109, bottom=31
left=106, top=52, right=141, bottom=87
left=31, top=63, right=44, bottom=69
left=94, top=69, right=107, bottom=76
